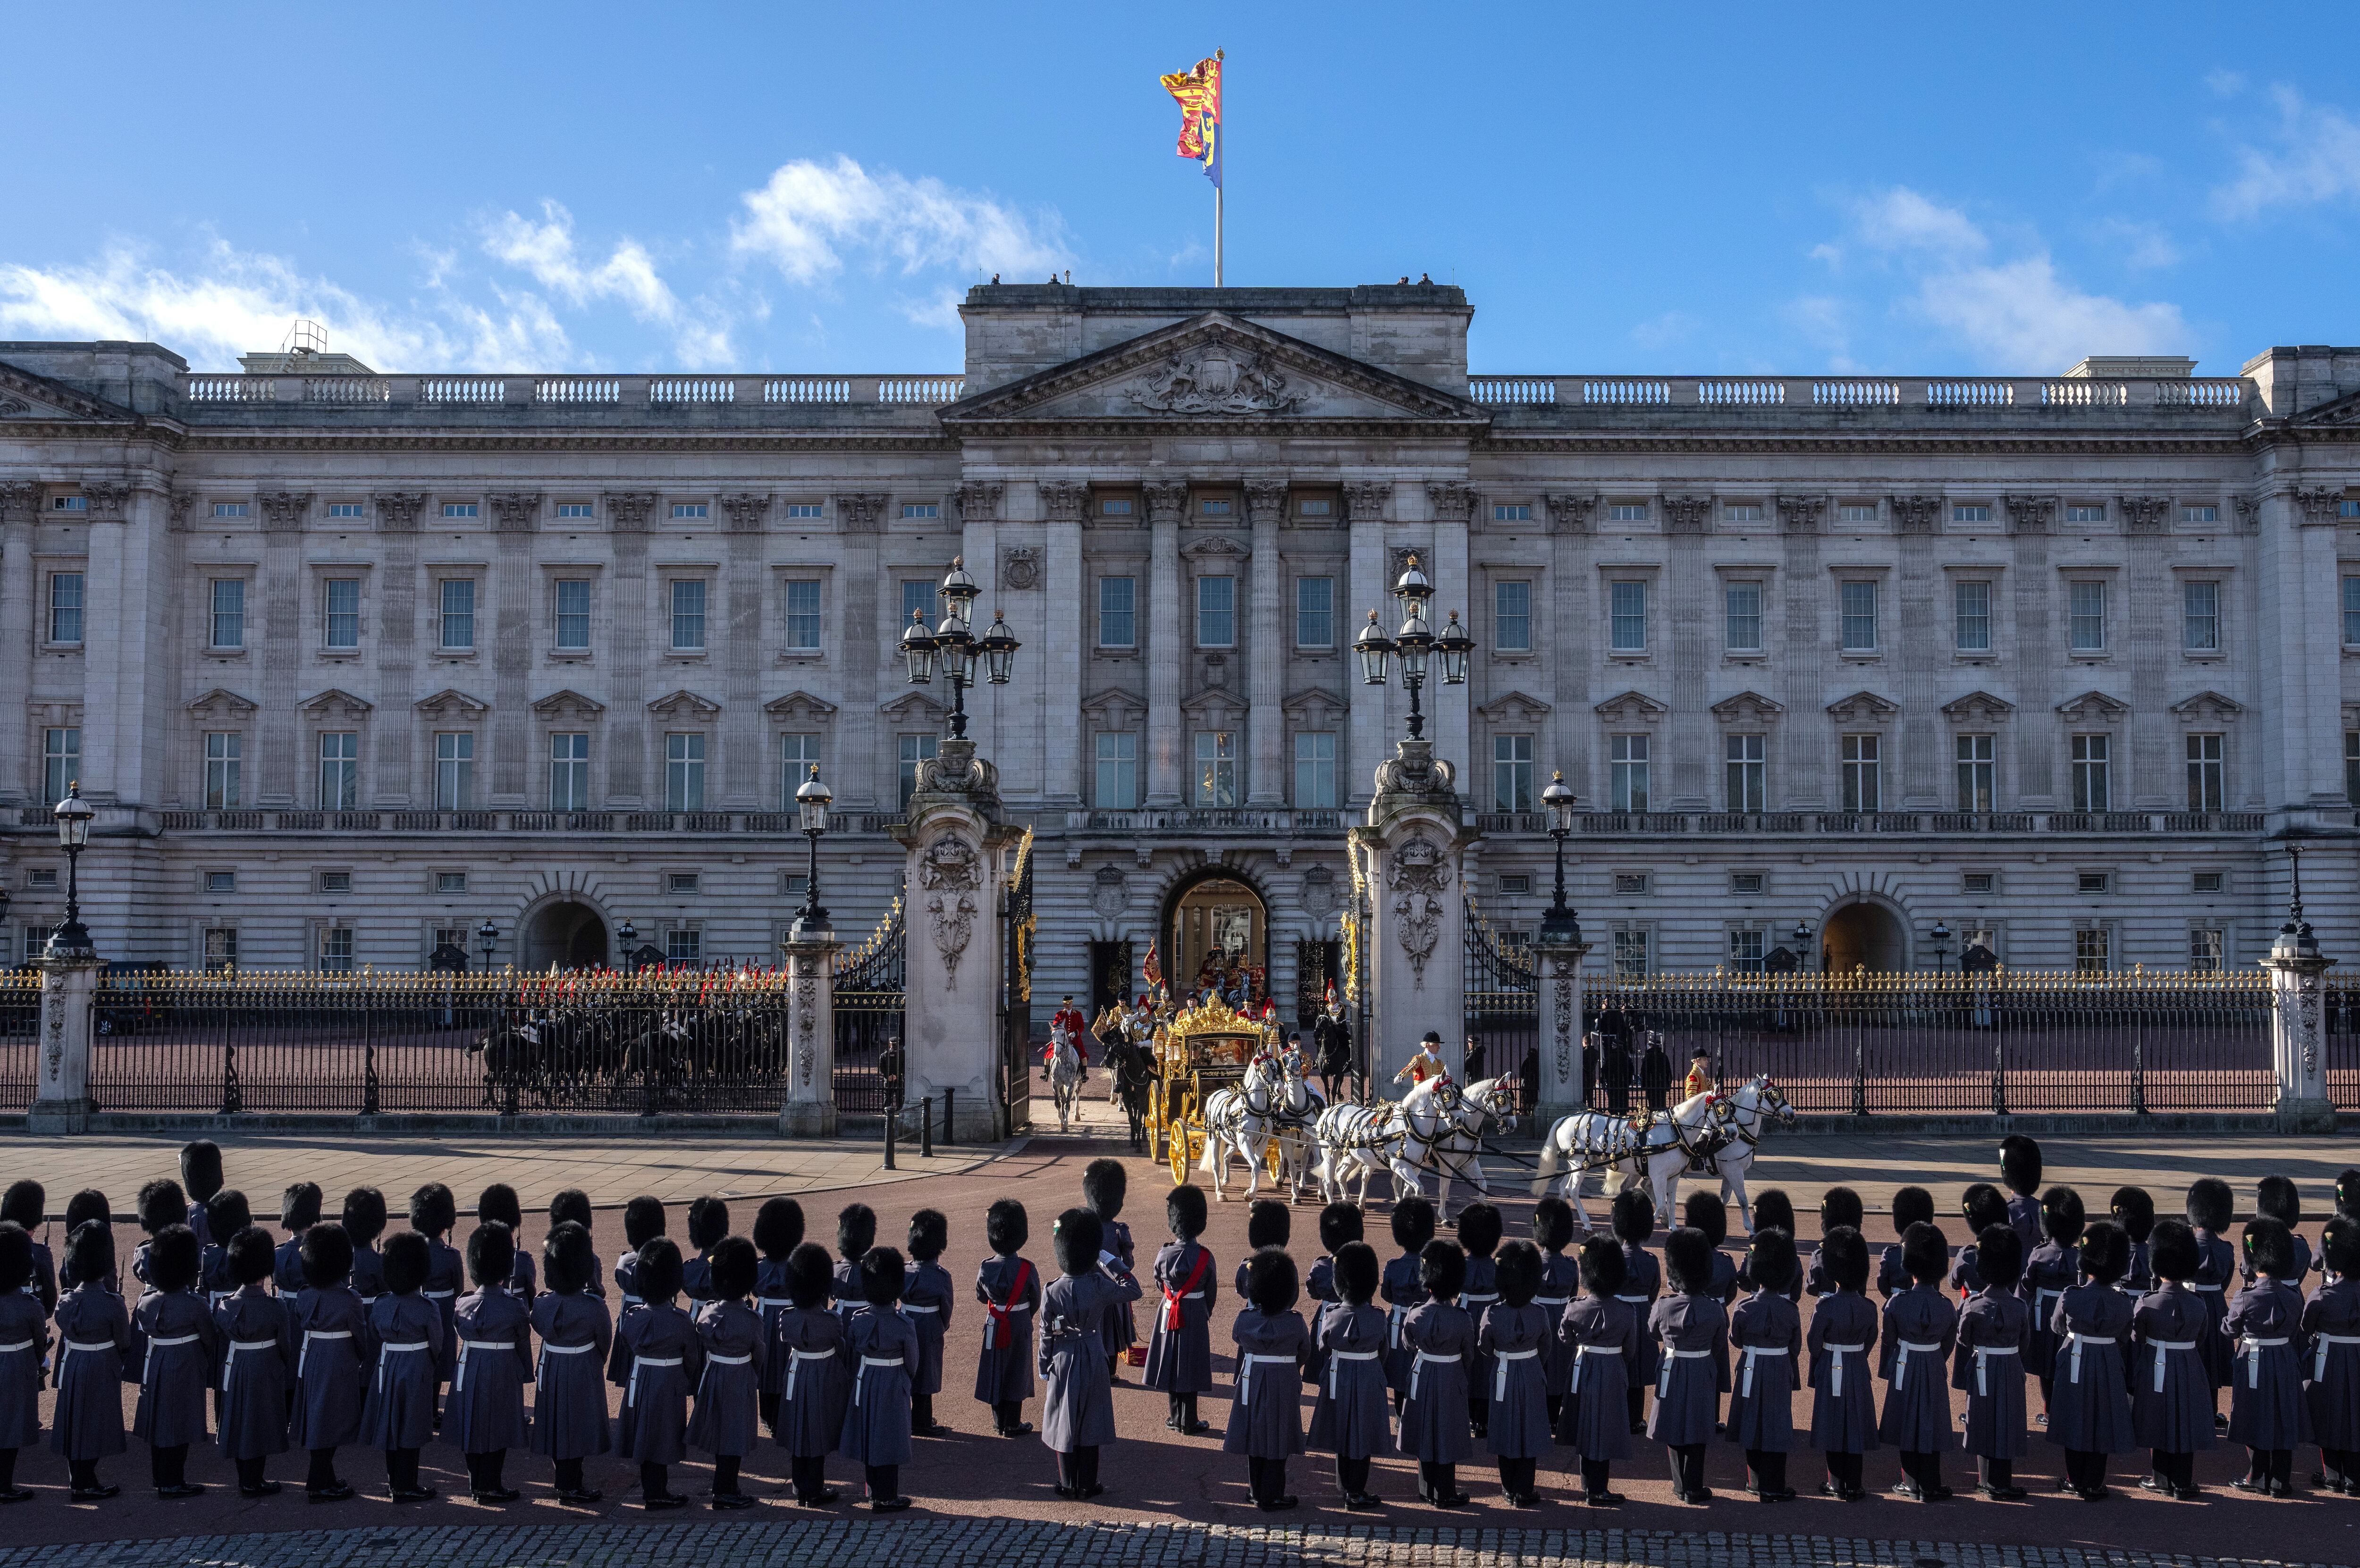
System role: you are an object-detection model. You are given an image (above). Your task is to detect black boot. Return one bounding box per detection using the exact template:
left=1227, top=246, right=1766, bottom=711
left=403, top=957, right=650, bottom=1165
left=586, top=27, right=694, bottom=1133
left=996, top=1398, right=1032, bottom=1437
left=866, top=1463, right=909, bottom=1511
left=391, top=1448, right=435, bottom=1503
left=306, top=1447, right=349, bottom=1501
left=1255, top=1456, right=1296, bottom=1511
left=792, top=1454, right=839, bottom=1507
left=1499, top=1456, right=1540, bottom=1507
left=0, top=1449, right=23, bottom=1506
left=1748, top=1449, right=1792, bottom=1501
left=2236, top=1446, right=2269, bottom=1494
left=1181, top=1392, right=1210, bottom=1435
left=1420, top=1460, right=1468, bottom=1508
left=1918, top=1451, right=1951, bottom=1500
left=1077, top=1445, right=1102, bottom=1498
left=69, top=1458, right=114, bottom=1502
left=236, top=1455, right=279, bottom=1498
left=2270, top=1448, right=2296, bottom=1497
left=1626, top=1386, right=1646, bottom=1434
left=475, top=1448, right=519, bottom=1502
left=1338, top=1454, right=1380, bottom=1509
left=1582, top=1457, right=1620, bottom=1506
left=1671, top=1442, right=1710, bottom=1502
left=1057, top=1449, right=1084, bottom=1499
left=640, top=1461, right=684, bottom=1510
left=1980, top=1455, right=2023, bottom=1500
left=555, top=1456, right=603, bottom=1505
left=711, top=1454, right=750, bottom=1509
left=912, top=1392, right=943, bottom=1437
left=155, top=1443, right=202, bottom=1500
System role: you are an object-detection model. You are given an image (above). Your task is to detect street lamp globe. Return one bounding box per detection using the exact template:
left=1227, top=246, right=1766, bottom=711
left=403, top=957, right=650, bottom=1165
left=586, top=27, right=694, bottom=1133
left=1392, top=552, right=1434, bottom=620
left=476, top=919, right=498, bottom=966
left=899, top=609, right=937, bottom=684
left=46, top=781, right=97, bottom=958
left=1541, top=770, right=1578, bottom=834
left=794, top=763, right=833, bottom=834
left=933, top=608, right=976, bottom=687
left=1354, top=609, right=1394, bottom=685
left=977, top=609, right=1020, bottom=686
left=1434, top=610, right=1473, bottom=687
left=1394, top=603, right=1433, bottom=681
left=54, top=783, right=94, bottom=849
left=937, top=555, right=979, bottom=629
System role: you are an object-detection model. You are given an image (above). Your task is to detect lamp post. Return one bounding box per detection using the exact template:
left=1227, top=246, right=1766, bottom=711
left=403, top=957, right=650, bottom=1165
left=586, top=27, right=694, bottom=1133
left=899, top=557, right=1020, bottom=742
left=1353, top=554, right=1473, bottom=740
left=476, top=918, right=498, bottom=971
left=615, top=918, right=636, bottom=972
left=794, top=764, right=833, bottom=931
left=1538, top=771, right=1582, bottom=948
left=1793, top=920, right=1812, bottom=974
left=48, top=783, right=96, bottom=958
left=1930, top=919, right=1953, bottom=975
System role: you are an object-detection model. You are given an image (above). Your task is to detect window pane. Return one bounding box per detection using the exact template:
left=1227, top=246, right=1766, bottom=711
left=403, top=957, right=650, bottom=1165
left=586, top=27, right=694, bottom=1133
left=438, top=579, right=473, bottom=649
left=1840, top=581, right=1877, bottom=651
left=1724, top=582, right=1761, bottom=651
left=211, top=579, right=246, bottom=648
left=665, top=731, right=706, bottom=811
left=324, top=578, right=360, bottom=648
left=1098, top=576, right=1136, bottom=647
left=1955, top=733, right=1995, bottom=813
left=1725, top=733, right=1765, bottom=812
left=1292, top=731, right=1336, bottom=809
left=1194, top=731, right=1237, bottom=806
left=1095, top=732, right=1138, bottom=810
left=1494, top=581, right=1532, bottom=652
left=318, top=731, right=358, bottom=811
left=901, top=579, right=936, bottom=634
left=1612, top=928, right=1650, bottom=978
left=554, top=579, right=590, bottom=649
left=2185, top=732, right=2223, bottom=812
left=2072, top=733, right=2111, bottom=812
left=2345, top=578, right=2360, bottom=647
left=43, top=728, right=80, bottom=804
left=2183, top=580, right=2219, bottom=651
left=48, top=573, right=84, bottom=644
left=1492, top=734, right=1534, bottom=812
left=1955, top=581, right=1992, bottom=651
left=1296, top=577, right=1334, bottom=647
left=434, top=731, right=474, bottom=809
left=1610, top=582, right=1647, bottom=651
left=671, top=579, right=707, bottom=651
left=2069, top=581, right=2106, bottom=651
left=778, top=732, right=819, bottom=810
left=1841, top=734, right=1881, bottom=812
left=784, top=579, right=822, bottom=650
left=1610, top=733, right=1649, bottom=811
left=898, top=732, right=938, bottom=805
left=550, top=731, right=589, bottom=811
left=1197, top=576, right=1235, bottom=646
left=204, top=731, right=242, bottom=809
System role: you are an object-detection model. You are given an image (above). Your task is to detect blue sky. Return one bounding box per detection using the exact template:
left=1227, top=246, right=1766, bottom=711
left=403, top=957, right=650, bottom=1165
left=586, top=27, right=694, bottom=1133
left=5, top=5, right=2357, bottom=377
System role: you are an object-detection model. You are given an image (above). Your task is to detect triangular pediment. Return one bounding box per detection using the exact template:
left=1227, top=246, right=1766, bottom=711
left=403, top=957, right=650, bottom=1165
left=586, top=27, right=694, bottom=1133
left=2170, top=688, right=2244, bottom=719
left=1593, top=689, right=1669, bottom=722
left=531, top=688, right=606, bottom=721
left=879, top=691, right=945, bottom=723
left=1180, top=685, right=1248, bottom=722
left=1477, top=689, right=1553, bottom=722
left=1709, top=689, right=1784, bottom=722
left=298, top=687, right=374, bottom=719
left=0, top=361, right=140, bottom=425
left=2056, top=688, right=2130, bottom=720
left=1281, top=686, right=1347, bottom=723
left=763, top=689, right=838, bottom=721
left=186, top=687, right=256, bottom=718
left=938, top=313, right=1487, bottom=429
left=1080, top=686, right=1147, bottom=725
left=647, top=688, right=720, bottom=720
left=414, top=687, right=489, bottom=717
left=1825, top=689, right=1900, bottom=721
left=2291, top=385, right=2360, bottom=427
left=1941, top=689, right=2016, bottom=721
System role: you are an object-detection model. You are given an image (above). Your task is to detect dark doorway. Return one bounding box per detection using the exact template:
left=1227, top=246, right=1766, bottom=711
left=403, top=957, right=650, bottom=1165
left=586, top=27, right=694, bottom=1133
left=1160, top=872, right=1270, bottom=1010
left=524, top=901, right=609, bottom=970
left=1821, top=900, right=1907, bottom=974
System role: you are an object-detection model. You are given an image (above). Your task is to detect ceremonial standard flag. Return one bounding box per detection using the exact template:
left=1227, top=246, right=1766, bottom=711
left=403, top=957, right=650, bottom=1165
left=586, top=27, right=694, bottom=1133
left=1160, top=53, right=1222, bottom=188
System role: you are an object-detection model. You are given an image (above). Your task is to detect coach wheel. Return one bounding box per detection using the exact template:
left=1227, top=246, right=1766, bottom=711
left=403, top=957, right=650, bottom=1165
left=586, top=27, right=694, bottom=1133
left=1169, top=1126, right=1193, bottom=1186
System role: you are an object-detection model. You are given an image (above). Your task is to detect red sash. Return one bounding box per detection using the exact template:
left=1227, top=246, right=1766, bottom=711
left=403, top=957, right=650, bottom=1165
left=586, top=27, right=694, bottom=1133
left=983, top=1260, right=1035, bottom=1351
left=1162, top=1247, right=1211, bottom=1332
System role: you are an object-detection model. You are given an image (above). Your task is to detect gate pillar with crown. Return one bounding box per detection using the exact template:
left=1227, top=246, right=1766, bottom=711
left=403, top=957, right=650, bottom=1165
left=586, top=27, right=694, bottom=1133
left=1351, top=738, right=1479, bottom=1094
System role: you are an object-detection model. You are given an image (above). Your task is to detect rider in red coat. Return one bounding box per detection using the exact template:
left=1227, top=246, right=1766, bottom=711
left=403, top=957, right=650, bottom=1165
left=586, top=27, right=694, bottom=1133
left=1044, top=997, right=1090, bottom=1081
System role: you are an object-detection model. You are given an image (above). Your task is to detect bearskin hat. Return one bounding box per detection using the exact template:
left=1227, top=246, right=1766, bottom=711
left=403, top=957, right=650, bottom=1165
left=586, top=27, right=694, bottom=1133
left=687, top=1196, right=731, bottom=1253
left=1819, top=1186, right=1864, bottom=1231
left=2080, top=1221, right=2128, bottom=1286
left=301, top=1221, right=353, bottom=1290
left=907, top=1208, right=947, bottom=1263
left=623, top=1195, right=668, bottom=1250
left=2040, top=1186, right=2087, bottom=1247
left=206, top=1188, right=251, bottom=1242
left=1319, top=1201, right=1365, bottom=1255
left=1682, top=1191, right=1728, bottom=1248
left=1166, top=1183, right=1207, bottom=1242
left=543, top=1221, right=594, bottom=1296
left=1494, top=1239, right=1542, bottom=1308
left=2324, top=1216, right=2360, bottom=1282
left=2257, top=1175, right=2302, bottom=1227
left=1419, top=1237, right=1467, bottom=1300
left=2186, top=1177, right=2234, bottom=1233
left=148, top=1223, right=201, bottom=1293
left=2149, top=1217, right=2199, bottom=1283
left=1745, top=1228, right=1798, bottom=1296
left=1976, top=1224, right=2025, bottom=1291
left=1960, top=1182, right=2008, bottom=1234
left=711, top=1236, right=758, bottom=1302
left=0, top=1181, right=43, bottom=1231
left=340, top=1186, right=387, bottom=1247
left=548, top=1189, right=593, bottom=1231
left=1750, top=1189, right=1795, bottom=1236
left=1902, top=1220, right=1949, bottom=1285
left=836, top=1202, right=877, bottom=1261
left=1660, top=1226, right=1711, bottom=1295
left=476, top=1183, right=522, bottom=1232
left=1891, top=1186, right=1935, bottom=1233
left=1334, top=1240, right=1380, bottom=1305
left=986, top=1198, right=1029, bottom=1256
left=1610, top=1186, right=1655, bottom=1245
left=1457, top=1201, right=1503, bottom=1259
left=786, top=1241, right=835, bottom=1309
left=636, top=1236, right=684, bottom=1302
left=1246, top=1198, right=1291, bottom=1252
left=228, top=1225, right=274, bottom=1286
left=178, top=1140, right=224, bottom=1203
left=2110, top=1186, right=2157, bottom=1244
left=66, top=1219, right=116, bottom=1293
left=1578, top=1234, right=1628, bottom=1297
left=64, top=1190, right=109, bottom=1236
left=1391, top=1195, right=1437, bottom=1253
left=1532, top=1196, right=1576, bottom=1252
left=859, top=1245, right=904, bottom=1308
left=137, top=1178, right=187, bottom=1235
left=0, top=1224, right=29, bottom=1294
left=382, top=1230, right=430, bottom=1295
left=1821, top=1225, right=1871, bottom=1294
left=2338, top=1169, right=2360, bottom=1221
left=1053, top=1208, right=1104, bottom=1277
left=280, top=1182, right=322, bottom=1232
left=2244, top=1216, right=2296, bottom=1280
left=1082, top=1158, right=1127, bottom=1221
left=408, top=1182, right=457, bottom=1237
left=1998, top=1133, right=2043, bottom=1196
left=755, top=1197, right=807, bottom=1260
left=1246, top=1247, right=1299, bottom=1316
left=468, top=1220, right=515, bottom=1289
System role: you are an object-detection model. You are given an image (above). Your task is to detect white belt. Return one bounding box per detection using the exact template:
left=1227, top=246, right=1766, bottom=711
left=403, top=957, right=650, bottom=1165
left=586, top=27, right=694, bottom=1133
left=1494, top=1347, right=1538, bottom=1400
left=853, top=1353, right=903, bottom=1405
left=1823, top=1342, right=1865, bottom=1397
left=143, top=1332, right=200, bottom=1384
left=536, top=1339, right=596, bottom=1383
left=1972, top=1343, right=2017, bottom=1396
left=621, top=1294, right=644, bottom=1309
left=454, top=1338, right=516, bottom=1392
left=1239, top=1351, right=1295, bottom=1402
left=1570, top=1342, right=1618, bottom=1394
left=208, top=1290, right=236, bottom=1309
left=2315, top=1333, right=2360, bottom=1380
left=221, top=1336, right=279, bottom=1390
left=2033, top=1287, right=2063, bottom=1328
left=1657, top=1346, right=1711, bottom=1399
left=1739, top=1343, right=1788, bottom=1397
left=2243, top=1335, right=2290, bottom=1389
left=1387, top=1304, right=1406, bottom=1349
left=758, top=1298, right=793, bottom=1311
left=1326, top=1347, right=1379, bottom=1397
left=1614, top=1293, right=1649, bottom=1304
left=784, top=1346, right=834, bottom=1401
left=901, top=1303, right=939, bottom=1315
left=1534, top=1296, right=1569, bottom=1308
left=2142, top=1338, right=2197, bottom=1392
left=626, top=1353, right=684, bottom=1408
left=1892, top=1339, right=1942, bottom=1391
left=1410, top=1349, right=1459, bottom=1399
left=1462, top=1293, right=1499, bottom=1306
left=2191, top=1282, right=2225, bottom=1292
left=698, top=1350, right=752, bottom=1397
left=377, top=1340, right=430, bottom=1393
left=2067, top=1331, right=2115, bottom=1384
left=0, top=1338, right=36, bottom=1377
left=297, top=1328, right=352, bottom=1379
left=423, top=1290, right=456, bottom=1302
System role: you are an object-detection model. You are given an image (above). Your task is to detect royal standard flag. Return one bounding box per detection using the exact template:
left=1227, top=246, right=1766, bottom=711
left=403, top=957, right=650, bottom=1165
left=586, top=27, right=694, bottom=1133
left=1160, top=53, right=1222, bottom=189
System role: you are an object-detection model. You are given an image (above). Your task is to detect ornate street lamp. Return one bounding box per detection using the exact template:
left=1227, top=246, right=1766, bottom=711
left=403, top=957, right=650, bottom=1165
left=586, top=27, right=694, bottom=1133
left=1538, top=771, right=1582, bottom=948
left=48, top=783, right=96, bottom=958
left=615, top=917, right=637, bottom=972
left=1930, top=919, right=1953, bottom=975
left=900, top=557, right=1017, bottom=742
left=1355, top=553, right=1472, bottom=741
left=475, top=918, right=498, bottom=970
left=794, top=763, right=833, bottom=929
left=1793, top=919, right=1813, bottom=973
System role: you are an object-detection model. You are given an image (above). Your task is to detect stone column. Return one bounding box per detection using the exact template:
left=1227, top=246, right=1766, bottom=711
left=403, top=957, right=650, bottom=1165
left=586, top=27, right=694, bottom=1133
left=1428, top=483, right=1474, bottom=803
left=893, top=738, right=1018, bottom=1140
left=1532, top=925, right=1594, bottom=1128
left=1246, top=481, right=1286, bottom=805
left=0, top=483, right=42, bottom=804
left=2266, top=857, right=2336, bottom=1133
left=1036, top=481, right=1086, bottom=807
left=1350, top=739, right=1477, bottom=1092
left=1144, top=482, right=1186, bottom=805
left=1345, top=481, right=1391, bottom=809
left=74, top=484, right=130, bottom=805
left=778, top=924, right=841, bottom=1137
left=29, top=948, right=101, bottom=1134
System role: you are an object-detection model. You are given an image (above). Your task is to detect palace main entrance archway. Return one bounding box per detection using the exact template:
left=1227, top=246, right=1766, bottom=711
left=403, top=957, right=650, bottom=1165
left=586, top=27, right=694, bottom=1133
left=1162, top=870, right=1270, bottom=1009
left=522, top=900, right=610, bottom=970
left=1821, top=899, right=1907, bottom=974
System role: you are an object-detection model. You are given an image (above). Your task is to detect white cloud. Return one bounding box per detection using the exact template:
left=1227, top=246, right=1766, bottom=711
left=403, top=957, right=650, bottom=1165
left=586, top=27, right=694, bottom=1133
left=1851, top=188, right=1989, bottom=257
left=732, top=156, right=1069, bottom=302
left=2211, top=85, right=2360, bottom=218
left=480, top=201, right=732, bottom=365
left=2091, top=217, right=2181, bottom=270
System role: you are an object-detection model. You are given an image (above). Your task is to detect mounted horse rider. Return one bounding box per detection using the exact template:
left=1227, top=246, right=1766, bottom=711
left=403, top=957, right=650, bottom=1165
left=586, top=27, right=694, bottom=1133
left=1043, top=995, right=1089, bottom=1083
left=1394, top=1031, right=1448, bottom=1092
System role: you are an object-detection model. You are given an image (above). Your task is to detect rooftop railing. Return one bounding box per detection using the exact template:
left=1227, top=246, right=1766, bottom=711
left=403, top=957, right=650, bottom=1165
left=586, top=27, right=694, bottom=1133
left=174, top=372, right=965, bottom=411
left=1469, top=375, right=2253, bottom=415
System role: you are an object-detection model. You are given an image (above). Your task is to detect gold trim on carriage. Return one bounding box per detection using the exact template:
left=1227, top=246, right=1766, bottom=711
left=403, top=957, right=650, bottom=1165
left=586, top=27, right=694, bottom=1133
left=1146, top=995, right=1286, bottom=1184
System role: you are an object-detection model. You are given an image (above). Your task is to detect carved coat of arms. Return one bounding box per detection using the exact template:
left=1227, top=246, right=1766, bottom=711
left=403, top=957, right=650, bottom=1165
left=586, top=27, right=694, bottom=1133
left=918, top=834, right=984, bottom=989
left=1129, top=345, right=1304, bottom=415
left=1388, top=836, right=1451, bottom=988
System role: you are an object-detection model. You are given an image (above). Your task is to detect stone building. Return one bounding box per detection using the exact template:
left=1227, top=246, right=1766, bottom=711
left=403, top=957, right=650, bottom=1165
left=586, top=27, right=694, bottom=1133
left=0, top=284, right=2353, bottom=1018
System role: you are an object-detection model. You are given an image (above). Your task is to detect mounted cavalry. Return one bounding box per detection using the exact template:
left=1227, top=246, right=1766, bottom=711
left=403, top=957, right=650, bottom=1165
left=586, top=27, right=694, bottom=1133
left=1528, top=1072, right=1794, bottom=1230
left=1310, top=1073, right=1517, bottom=1221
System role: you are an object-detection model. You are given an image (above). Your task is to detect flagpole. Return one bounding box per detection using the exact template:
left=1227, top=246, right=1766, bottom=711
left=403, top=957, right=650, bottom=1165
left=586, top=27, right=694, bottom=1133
left=1214, top=48, right=1224, bottom=287
left=1215, top=186, right=1223, bottom=289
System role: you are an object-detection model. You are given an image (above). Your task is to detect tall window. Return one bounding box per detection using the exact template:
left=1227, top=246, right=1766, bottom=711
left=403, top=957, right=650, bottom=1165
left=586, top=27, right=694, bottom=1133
left=1609, top=734, right=1649, bottom=811
left=433, top=732, right=474, bottom=809
left=1609, top=581, right=1647, bottom=651
left=665, top=732, right=706, bottom=811
left=1726, top=734, right=1765, bottom=812
left=1724, top=582, right=1762, bottom=652
left=1098, top=576, right=1137, bottom=648
left=1194, top=731, right=1237, bottom=807
left=2071, top=733, right=2111, bottom=812
left=1296, top=577, right=1334, bottom=647
left=1612, top=927, right=1651, bottom=978
left=1954, top=580, right=1992, bottom=651
left=1728, top=929, right=1767, bottom=973
left=1492, top=734, right=1534, bottom=811
left=1840, top=734, right=1881, bottom=812
left=1196, top=575, right=1235, bottom=647
left=2183, top=580, right=2220, bottom=652
left=784, top=579, right=821, bottom=651
left=42, top=728, right=79, bottom=804
left=2185, top=732, right=2224, bottom=812
left=1839, top=580, right=1878, bottom=651
left=203, top=732, right=242, bottom=809
left=203, top=927, right=239, bottom=972
left=2069, top=580, right=2106, bottom=652
left=779, top=734, right=819, bottom=811
left=2074, top=927, right=2110, bottom=974
left=670, top=580, right=707, bottom=651
left=2349, top=730, right=2360, bottom=805
left=549, top=732, right=590, bottom=811
left=898, top=732, right=936, bottom=805
left=1494, top=581, right=1532, bottom=651
left=438, top=579, right=474, bottom=650
left=324, top=579, right=360, bottom=649
left=554, top=579, right=590, bottom=650
left=317, top=927, right=355, bottom=974
left=1955, top=733, right=1995, bottom=813
left=666, top=928, right=702, bottom=964
left=47, top=573, right=84, bottom=644
left=1095, top=733, right=1138, bottom=810
left=318, top=732, right=358, bottom=810
left=2346, top=577, right=2360, bottom=646
left=1294, top=732, right=1337, bottom=809
left=2188, top=928, right=2225, bottom=972
left=901, top=579, right=936, bottom=634
left=210, top=579, right=246, bottom=649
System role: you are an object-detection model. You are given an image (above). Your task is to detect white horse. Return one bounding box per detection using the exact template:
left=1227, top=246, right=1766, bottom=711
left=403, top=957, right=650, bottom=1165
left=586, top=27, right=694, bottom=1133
left=1527, top=1090, right=1728, bottom=1227
left=1045, top=1028, right=1085, bottom=1133
left=1701, top=1075, right=1795, bottom=1232
left=1267, top=1055, right=1328, bottom=1201
left=1197, top=1057, right=1282, bottom=1201
left=1313, top=1076, right=1514, bottom=1219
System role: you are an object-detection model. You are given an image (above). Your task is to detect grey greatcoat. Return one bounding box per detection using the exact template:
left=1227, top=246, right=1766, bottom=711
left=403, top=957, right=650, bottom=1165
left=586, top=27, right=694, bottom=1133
left=1723, top=1289, right=1801, bottom=1452
left=0, top=1291, right=47, bottom=1449
left=212, top=1286, right=294, bottom=1459
left=1222, top=1307, right=1311, bottom=1460
left=2191, top=1229, right=2236, bottom=1391
left=2045, top=1283, right=2136, bottom=1455
left=1806, top=1289, right=1880, bottom=1454
left=900, top=1259, right=954, bottom=1397
left=2225, top=1279, right=2312, bottom=1450
left=1535, top=1250, right=1581, bottom=1396
left=1100, top=1219, right=1138, bottom=1356
left=421, top=1238, right=465, bottom=1384
left=1618, top=1244, right=1663, bottom=1396
left=2019, top=1238, right=2077, bottom=1383
left=130, top=1287, right=219, bottom=1449
left=972, top=1254, right=1042, bottom=1406
left=1039, top=1271, right=1140, bottom=1453
left=771, top=1304, right=848, bottom=1458
left=686, top=1298, right=765, bottom=1458
left=1145, top=1241, right=1218, bottom=1394
left=359, top=1293, right=443, bottom=1451
left=1460, top=1256, right=1500, bottom=1397
left=448, top=1285, right=532, bottom=1454
left=1477, top=1302, right=1555, bottom=1459
left=1379, top=1250, right=1426, bottom=1393
left=2131, top=1284, right=2217, bottom=1453
left=1396, top=1299, right=1476, bottom=1463
left=1555, top=1296, right=1635, bottom=1460
left=755, top=1256, right=795, bottom=1409
left=1644, top=1292, right=1729, bottom=1447
left=1307, top=1301, right=1392, bottom=1459
left=614, top=1301, right=704, bottom=1464
left=50, top=1284, right=130, bottom=1460
left=1951, top=1286, right=2030, bottom=1459
left=2304, top=1275, right=2360, bottom=1449
left=838, top=1306, right=919, bottom=1466
left=529, top=1292, right=614, bottom=1460
left=1875, top=1284, right=1958, bottom=1452
left=272, top=1234, right=308, bottom=1297
left=288, top=1285, right=372, bottom=1451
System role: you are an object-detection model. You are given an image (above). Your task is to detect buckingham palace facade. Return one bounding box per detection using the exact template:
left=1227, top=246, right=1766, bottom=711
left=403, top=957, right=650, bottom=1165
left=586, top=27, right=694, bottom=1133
left=0, top=282, right=2355, bottom=1008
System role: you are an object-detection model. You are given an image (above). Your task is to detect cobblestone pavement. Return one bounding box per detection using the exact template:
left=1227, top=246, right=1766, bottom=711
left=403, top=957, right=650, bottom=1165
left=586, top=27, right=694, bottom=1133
left=0, top=1519, right=2349, bottom=1568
